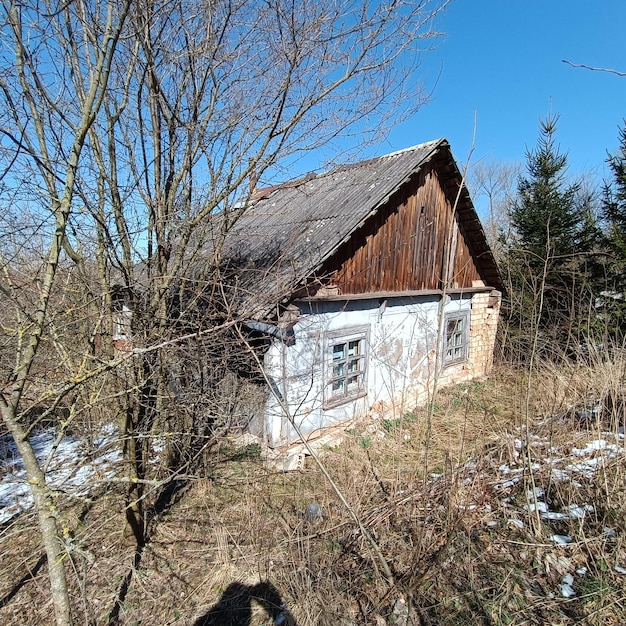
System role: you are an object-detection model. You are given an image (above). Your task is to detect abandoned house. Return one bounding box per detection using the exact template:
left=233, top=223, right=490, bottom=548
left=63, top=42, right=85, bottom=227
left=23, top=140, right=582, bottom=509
left=217, top=138, right=503, bottom=447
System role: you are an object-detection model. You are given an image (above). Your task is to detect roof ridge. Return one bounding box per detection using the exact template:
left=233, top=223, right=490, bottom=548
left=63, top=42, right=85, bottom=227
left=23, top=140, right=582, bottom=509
left=252, top=139, right=445, bottom=200
left=380, top=138, right=445, bottom=159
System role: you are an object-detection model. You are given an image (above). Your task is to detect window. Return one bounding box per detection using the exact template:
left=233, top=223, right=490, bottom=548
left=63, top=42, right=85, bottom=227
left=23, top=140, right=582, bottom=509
left=444, top=311, right=469, bottom=365
left=113, top=304, right=132, bottom=341
left=325, top=327, right=368, bottom=407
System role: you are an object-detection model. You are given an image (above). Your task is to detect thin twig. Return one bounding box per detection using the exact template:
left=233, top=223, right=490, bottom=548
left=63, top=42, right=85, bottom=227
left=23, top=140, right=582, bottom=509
left=562, top=60, right=626, bottom=77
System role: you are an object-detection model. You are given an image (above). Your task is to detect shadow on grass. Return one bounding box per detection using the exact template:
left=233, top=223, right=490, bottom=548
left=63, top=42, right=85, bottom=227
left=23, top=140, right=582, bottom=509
left=194, top=580, right=297, bottom=626
left=107, top=477, right=189, bottom=626
left=0, top=553, right=47, bottom=609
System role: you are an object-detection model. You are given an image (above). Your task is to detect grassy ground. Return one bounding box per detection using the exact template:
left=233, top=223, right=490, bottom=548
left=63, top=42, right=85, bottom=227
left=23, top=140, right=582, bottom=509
left=1, top=363, right=625, bottom=625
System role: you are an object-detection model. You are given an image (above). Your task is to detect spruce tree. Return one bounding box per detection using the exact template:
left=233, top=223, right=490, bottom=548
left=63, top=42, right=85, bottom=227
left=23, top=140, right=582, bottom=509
left=603, top=125, right=626, bottom=266
left=506, top=115, right=600, bottom=347
left=511, top=116, right=579, bottom=271
left=600, top=124, right=626, bottom=331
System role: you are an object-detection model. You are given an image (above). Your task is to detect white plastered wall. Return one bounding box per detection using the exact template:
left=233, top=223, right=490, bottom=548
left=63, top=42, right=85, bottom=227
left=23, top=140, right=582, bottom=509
left=264, top=291, right=498, bottom=446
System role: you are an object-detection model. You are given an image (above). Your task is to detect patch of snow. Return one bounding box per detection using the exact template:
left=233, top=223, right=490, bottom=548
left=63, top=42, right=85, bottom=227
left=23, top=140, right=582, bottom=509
left=615, top=565, right=626, bottom=575
left=508, top=519, right=524, bottom=529
left=544, top=456, right=564, bottom=465
left=550, top=467, right=583, bottom=487
left=572, top=440, right=608, bottom=455
left=566, top=457, right=605, bottom=478
left=550, top=468, right=570, bottom=481
left=542, top=511, right=569, bottom=521
left=559, top=573, right=575, bottom=598
left=0, top=426, right=122, bottom=524
left=540, top=503, right=593, bottom=521
left=524, top=501, right=549, bottom=513
left=550, top=534, right=573, bottom=545
left=151, top=439, right=165, bottom=454
left=495, top=478, right=520, bottom=489
left=564, top=504, right=593, bottom=519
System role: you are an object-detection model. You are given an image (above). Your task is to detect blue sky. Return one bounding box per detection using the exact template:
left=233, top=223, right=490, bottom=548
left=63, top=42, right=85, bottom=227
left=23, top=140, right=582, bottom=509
left=383, top=0, right=626, bottom=190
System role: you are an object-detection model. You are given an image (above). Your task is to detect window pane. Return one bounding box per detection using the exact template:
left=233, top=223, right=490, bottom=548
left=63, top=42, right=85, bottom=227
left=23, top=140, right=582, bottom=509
left=348, top=340, right=360, bottom=357
left=347, top=358, right=360, bottom=373
left=346, top=375, right=359, bottom=392
left=327, top=332, right=367, bottom=403
left=445, top=314, right=467, bottom=364
left=333, top=343, right=346, bottom=360
left=332, top=379, right=345, bottom=392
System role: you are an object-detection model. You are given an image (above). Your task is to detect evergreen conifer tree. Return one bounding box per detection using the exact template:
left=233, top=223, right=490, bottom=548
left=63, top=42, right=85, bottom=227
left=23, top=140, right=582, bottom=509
left=506, top=115, right=600, bottom=347
left=600, top=124, right=626, bottom=331
left=603, top=125, right=626, bottom=264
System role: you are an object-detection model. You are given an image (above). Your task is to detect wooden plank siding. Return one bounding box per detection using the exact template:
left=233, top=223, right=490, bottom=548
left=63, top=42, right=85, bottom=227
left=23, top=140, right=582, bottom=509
left=328, top=162, right=484, bottom=295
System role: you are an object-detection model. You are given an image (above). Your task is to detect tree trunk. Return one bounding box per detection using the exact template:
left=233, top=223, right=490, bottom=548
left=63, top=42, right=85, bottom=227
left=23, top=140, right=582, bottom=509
left=2, top=411, right=71, bottom=626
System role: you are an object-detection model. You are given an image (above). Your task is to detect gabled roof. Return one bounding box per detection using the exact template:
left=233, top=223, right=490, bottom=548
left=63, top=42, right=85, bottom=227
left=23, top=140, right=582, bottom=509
left=218, top=139, right=501, bottom=317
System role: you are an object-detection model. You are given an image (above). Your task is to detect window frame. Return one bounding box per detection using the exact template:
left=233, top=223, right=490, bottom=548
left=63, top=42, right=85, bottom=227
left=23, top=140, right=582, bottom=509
left=323, top=325, right=369, bottom=408
left=113, top=304, right=132, bottom=341
left=443, top=310, right=470, bottom=366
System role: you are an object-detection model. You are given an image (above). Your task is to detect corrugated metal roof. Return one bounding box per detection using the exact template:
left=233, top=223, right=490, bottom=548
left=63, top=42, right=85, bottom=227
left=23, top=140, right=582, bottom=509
left=218, top=138, right=500, bottom=317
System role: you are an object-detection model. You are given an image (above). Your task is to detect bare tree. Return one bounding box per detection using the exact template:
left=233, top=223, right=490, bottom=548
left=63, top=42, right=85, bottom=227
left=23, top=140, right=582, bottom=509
left=79, top=0, right=454, bottom=548
left=0, top=0, right=451, bottom=621
left=0, top=1, right=131, bottom=623
left=468, top=159, right=521, bottom=260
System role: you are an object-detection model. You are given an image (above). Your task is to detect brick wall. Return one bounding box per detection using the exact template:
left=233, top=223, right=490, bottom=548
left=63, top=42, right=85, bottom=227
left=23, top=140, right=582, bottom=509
left=423, top=289, right=501, bottom=393
left=467, top=290, right=501, bottom=377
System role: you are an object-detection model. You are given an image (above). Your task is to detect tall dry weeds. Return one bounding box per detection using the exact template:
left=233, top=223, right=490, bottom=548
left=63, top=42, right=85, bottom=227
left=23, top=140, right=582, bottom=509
left=1, top=357, right=625, bottom=624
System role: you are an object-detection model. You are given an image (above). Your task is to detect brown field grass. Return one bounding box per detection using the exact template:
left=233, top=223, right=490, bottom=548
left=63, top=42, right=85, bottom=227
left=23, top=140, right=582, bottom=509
left=1, top=361, right=625, bottom=625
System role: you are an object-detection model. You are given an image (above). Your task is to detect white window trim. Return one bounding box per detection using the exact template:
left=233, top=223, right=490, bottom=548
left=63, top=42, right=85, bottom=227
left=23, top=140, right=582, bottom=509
left=443, top=310, right=470, bottom=366
left=323, top=325, right=369, bottom=408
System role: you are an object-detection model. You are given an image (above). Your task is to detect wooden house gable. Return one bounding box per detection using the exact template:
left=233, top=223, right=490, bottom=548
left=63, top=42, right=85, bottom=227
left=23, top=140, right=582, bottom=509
left=327, top=161, right=485, bottom=295
left=217, top=139, right=501, bottom=316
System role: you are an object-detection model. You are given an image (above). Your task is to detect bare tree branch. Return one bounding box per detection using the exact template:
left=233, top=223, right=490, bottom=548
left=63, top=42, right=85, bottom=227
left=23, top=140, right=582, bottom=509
left=562, top=59, right=626, bottom=77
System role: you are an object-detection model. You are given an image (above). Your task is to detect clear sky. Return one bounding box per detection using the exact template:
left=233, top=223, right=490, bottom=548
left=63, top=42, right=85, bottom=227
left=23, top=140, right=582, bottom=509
left=383, top=0, right=626, bottom=191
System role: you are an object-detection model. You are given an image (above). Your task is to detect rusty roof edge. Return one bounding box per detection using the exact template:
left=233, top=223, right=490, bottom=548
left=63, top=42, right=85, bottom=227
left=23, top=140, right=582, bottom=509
left=297, top=286, right=497, bottom=303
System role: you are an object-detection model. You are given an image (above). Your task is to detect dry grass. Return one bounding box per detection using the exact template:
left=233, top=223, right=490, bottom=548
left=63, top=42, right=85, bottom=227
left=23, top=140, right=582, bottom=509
left=1, top=362, right=626, bottom=625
